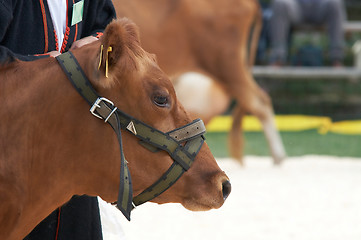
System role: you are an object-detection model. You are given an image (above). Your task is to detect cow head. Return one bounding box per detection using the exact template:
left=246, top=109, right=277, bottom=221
left=73, top=18, right=231, bottom=212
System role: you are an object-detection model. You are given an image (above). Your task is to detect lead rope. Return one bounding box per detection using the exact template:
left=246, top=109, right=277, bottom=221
left=56, top=51, right=133, bottom=220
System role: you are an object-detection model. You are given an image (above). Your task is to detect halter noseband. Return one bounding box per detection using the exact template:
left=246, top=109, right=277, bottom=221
left=56, top=51, right=206, bottom=220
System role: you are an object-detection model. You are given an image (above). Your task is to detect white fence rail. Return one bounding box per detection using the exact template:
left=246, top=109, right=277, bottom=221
left=252, top=66, right=361, bottom=80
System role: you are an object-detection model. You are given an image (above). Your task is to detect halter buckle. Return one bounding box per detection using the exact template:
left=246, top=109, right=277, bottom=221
left=90, top=97, right=116, bottom=121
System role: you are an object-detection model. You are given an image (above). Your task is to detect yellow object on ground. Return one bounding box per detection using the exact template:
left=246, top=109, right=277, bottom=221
left=206, top=115, right=361, bottom=135
left=329, top=120, right=361, bottom=135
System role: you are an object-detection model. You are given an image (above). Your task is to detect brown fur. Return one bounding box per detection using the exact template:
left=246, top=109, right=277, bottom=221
left=0, top=18, right=229, bottom=239
left=113, top=0, right=286, bottom=165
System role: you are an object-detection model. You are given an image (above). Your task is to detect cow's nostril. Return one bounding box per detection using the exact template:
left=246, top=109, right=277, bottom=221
left=222, top=180, right=231, bottom=200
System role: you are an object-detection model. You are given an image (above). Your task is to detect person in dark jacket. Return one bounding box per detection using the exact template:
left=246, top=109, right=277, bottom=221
left=0, top=0, right=115, bottom=61
left=0, top=0, right=116, bottom=239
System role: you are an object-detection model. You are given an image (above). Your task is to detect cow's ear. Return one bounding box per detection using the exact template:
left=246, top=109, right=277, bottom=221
left=95, top=18, right=141, bottom=88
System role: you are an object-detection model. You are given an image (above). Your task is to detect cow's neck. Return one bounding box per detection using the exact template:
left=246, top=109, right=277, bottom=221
left=2, top=54, right=119, bottom=239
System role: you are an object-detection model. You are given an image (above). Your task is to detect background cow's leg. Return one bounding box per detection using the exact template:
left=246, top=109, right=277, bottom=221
left=173, top=72, right=230, bottom=124
left=226, top=0, right=286, bottom=165
left=228, top=105, right=246, bottom=165
left=233, top=74, right=287, bottom=165
left=260, top=106, right=286, bottom=165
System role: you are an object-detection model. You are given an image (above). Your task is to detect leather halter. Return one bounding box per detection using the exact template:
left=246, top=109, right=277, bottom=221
left=56, top=51, right=206, bottom=220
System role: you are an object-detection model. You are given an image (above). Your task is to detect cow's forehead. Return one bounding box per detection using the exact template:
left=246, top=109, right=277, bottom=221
left=138, top=52, right=165, bottom=78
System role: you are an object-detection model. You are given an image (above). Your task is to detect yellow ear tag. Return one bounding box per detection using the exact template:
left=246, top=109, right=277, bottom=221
left=105, top=46, right=112, bottom=78
left=98, top=45, right=104, bottom=70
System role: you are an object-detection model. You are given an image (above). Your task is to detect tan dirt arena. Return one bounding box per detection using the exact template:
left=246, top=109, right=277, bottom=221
left=100, top=156, right=361, bottom=240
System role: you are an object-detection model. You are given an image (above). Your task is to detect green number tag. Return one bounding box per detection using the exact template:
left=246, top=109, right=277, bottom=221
left=71, top=0, right=84, bottom=26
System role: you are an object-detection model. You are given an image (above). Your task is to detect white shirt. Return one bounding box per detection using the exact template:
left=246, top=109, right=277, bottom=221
left=47, top=0, right=67, bottom=52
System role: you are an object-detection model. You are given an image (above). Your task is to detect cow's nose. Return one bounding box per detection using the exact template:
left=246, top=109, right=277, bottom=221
left=222, top=180, right=231, bottom=200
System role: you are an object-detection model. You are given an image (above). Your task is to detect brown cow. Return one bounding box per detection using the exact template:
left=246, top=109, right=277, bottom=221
left=0, top=19, right=230, bottom=240
left=114, top=0, right=286, bottom=165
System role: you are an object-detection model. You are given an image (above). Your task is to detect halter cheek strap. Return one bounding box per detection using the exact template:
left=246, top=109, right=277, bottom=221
left=56, top=51, right=206, bottom=220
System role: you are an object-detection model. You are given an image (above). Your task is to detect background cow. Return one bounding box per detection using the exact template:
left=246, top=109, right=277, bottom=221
left=0, top=19, right=230, bottom=239
left=114, top=0, right=286, bottom=165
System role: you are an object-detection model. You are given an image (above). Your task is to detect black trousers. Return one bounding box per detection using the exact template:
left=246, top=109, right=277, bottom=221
left=24, top=196, right=103, bottom=240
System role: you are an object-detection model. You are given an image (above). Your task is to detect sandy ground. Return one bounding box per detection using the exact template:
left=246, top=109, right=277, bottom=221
left=100, top=156, right=361, bottom=240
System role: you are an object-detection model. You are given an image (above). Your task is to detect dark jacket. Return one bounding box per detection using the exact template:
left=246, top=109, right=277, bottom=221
left=24, top=196, right=103, bottom=240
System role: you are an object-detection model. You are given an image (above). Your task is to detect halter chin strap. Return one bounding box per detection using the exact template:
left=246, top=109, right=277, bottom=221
left=56, top=51, right=206, bottom=220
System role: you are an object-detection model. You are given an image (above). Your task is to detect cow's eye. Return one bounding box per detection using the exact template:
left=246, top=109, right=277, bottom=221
left=153, top=95, right=169, bottom=107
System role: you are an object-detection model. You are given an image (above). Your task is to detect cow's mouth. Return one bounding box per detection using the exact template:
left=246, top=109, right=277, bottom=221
left=181, top=180, right=231, bottom=211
